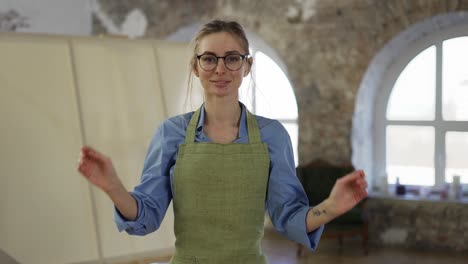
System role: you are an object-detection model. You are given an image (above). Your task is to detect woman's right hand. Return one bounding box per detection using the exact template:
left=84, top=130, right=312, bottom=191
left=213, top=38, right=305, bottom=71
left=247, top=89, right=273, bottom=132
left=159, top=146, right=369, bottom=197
left=77, top=146, right=137, bottom=221
left=77, top=146, right=123, bottom=193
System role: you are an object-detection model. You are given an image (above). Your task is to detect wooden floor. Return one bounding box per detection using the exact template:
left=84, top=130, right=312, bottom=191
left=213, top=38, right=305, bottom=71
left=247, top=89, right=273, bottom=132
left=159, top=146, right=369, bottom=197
left=126, top=227, right=468, bottom=264
left=2, top=227, right=466, bottom=264
left=262, top=227, right=468, bottom=264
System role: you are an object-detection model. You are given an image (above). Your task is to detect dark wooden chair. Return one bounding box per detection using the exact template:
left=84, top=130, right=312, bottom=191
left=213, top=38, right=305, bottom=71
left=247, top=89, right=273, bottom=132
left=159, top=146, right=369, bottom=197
left=296, top=159, right=368, bottom=256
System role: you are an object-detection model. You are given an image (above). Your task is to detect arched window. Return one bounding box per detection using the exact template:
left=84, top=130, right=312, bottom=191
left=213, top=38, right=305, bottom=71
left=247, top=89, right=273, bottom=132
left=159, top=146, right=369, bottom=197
left=379, top=36, right=468, bottom=188
left=352, top=12, right=468, bottom=192
left=240, top=50, right=299, bottom=166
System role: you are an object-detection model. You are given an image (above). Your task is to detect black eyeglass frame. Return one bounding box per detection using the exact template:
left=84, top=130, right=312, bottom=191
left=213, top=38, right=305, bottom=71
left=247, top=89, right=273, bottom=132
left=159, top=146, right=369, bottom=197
left=196, top=53, right=251, bottom=71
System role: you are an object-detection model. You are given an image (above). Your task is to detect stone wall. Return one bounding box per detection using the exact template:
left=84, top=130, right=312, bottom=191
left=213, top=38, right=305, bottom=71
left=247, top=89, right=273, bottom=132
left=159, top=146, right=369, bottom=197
left=366, top=197, right=468, bottom=251
left=0, top=0, right=92, bottom=35
left=93, top=0, right=468, bottom=164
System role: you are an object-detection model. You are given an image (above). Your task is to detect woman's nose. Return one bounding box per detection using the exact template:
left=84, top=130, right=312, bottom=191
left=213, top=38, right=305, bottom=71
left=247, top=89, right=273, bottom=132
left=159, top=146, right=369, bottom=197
left=214, top=58, right=227, bottom=74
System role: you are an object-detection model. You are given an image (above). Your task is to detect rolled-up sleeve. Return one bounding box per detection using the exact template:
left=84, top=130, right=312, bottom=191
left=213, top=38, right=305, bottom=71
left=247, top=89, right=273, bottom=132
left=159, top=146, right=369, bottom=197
left=114, top=192, right=151, bottom=234
left=263, top=121, right=324, bottom=250
left=114, top=118, right=182, bottom=235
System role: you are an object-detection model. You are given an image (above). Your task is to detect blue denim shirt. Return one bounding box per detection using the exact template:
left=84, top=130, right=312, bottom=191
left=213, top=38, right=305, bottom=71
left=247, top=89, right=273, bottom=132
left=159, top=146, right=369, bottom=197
left=115, top=103, right=324, bottom=250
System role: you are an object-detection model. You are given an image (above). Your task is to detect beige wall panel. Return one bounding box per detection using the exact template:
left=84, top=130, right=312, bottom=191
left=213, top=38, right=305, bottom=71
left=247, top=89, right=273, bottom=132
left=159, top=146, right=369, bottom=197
left=0, top=36, right=99, bottom=264
left=154, top=42, right=204, bottom=116
left=71, top=38, right=175, bottom=258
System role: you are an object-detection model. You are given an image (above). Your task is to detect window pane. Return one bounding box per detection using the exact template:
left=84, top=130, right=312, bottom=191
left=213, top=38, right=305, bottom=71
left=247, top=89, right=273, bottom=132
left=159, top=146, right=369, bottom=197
left=442, top=37, right=468, bottom=121
left=239, top=72, right=254, bottom=110
left=255, top=51, right=298, bottom=119
left=446, top=132, right=468, bottom=184
left=387, top=46, right=436, bottom=121
left=282, top=122, right=299, bottom=167
left=386, top=126, right=435, bottom=185
left=239, top=48, right=254, bottom=110
left=239, top=49, right=299, bottom=168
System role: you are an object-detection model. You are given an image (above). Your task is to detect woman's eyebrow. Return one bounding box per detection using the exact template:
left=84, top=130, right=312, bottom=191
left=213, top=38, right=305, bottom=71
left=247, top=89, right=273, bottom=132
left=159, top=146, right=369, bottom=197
left=199, top=51, right=217, bottom=55
left=199, top=50, right=242, bottom=56
left=225, top=50, right=242, bottom=55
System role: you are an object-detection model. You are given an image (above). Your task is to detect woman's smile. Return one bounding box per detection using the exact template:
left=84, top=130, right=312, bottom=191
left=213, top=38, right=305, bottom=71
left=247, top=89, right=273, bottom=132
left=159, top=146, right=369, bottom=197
left=211, top=79, right=232, bottom=88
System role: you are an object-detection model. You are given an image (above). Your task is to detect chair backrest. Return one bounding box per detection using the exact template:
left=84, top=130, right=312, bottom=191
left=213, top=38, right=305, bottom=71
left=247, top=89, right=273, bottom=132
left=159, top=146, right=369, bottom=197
left=296, top=159, right=354, bottom=206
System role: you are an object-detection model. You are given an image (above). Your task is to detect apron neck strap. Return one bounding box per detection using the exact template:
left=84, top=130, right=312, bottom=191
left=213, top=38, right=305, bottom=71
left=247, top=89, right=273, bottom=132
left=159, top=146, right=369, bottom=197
left=246, top=109, right=261, bottom=143
left=185, top=107, right=201, bottom=144
left=185, top=105, right=262, bottom=144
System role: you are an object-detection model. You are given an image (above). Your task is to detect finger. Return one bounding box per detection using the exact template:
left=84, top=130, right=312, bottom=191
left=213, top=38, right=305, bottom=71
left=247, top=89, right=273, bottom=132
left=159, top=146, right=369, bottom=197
left=78, top=147, right=91, bottom=164
left=360, top=189, right=368, bottom=199
left=357, top=169, right=365, bottom=178
left=340, top=170, right=362, bottom=184
left=356, top=178, right=368, bottom=189
left=354, top=179, right=364, bottom=190
left=358, top=191, right=367, bottom=202
left=354, top=188, right=368, bottom=200
left=353, top=171, right=367, bottom=186
left=77, top=155, right=85, bottom=172
left=81, top=146, right=96, bottom=157
left=82, top=146, right=107, bottom=164
left=77, top=155, right=93, bottom=172
left=78, top=161, right=93, bottom=179
left=77, top=157, right=87, bottom=172
left=77, top=162, right=87, bottom=176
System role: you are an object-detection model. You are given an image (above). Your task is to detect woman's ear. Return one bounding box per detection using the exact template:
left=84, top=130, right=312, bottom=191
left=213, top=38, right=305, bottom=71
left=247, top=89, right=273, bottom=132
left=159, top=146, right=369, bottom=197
left=192, top=59, right=200, bottom=77
left=243, top=57, right=253, bottom=77
left=192, top=64, right=200, bottom=77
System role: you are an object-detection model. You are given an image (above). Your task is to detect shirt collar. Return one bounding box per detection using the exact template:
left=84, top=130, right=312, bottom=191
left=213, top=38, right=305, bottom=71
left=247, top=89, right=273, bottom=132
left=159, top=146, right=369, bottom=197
left=196, top=102, right=248, bottom=139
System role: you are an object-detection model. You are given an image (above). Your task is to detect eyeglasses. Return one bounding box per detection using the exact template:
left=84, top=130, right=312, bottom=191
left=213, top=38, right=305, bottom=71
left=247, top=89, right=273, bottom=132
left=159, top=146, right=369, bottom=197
left=196, top=53, right=250, bottom=71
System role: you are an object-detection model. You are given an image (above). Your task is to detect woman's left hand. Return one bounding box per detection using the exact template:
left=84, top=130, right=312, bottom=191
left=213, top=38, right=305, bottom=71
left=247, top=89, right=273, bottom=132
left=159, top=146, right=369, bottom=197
left=327, top=170, right=368, bottom=217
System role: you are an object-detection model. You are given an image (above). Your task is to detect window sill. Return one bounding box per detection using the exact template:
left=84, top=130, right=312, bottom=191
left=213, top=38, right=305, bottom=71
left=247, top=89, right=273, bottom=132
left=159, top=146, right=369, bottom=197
left=368, top=192, right=468, bottom=204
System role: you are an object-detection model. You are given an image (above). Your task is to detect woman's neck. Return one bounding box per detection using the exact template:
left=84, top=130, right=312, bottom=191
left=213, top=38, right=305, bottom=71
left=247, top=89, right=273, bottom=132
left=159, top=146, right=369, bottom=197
left=204, top=98, right=241, bottom=128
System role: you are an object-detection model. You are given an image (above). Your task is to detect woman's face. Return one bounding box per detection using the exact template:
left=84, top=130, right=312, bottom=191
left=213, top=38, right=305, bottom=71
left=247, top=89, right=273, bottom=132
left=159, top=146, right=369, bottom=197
left=194, top=32, right=250, bottom=100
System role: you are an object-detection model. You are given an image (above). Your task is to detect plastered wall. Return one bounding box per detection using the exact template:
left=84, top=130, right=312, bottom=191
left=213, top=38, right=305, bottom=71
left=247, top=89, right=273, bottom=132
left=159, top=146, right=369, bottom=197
left=0, top=33, right=201, bottom=264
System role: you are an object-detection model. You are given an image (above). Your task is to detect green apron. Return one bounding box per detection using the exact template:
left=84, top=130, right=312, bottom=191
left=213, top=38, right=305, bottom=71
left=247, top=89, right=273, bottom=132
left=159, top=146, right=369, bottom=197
left=169, top=106, right=270, bottom=264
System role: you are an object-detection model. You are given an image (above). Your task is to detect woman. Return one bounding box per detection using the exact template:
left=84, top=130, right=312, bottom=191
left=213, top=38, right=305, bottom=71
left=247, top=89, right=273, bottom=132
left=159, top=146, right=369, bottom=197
left=78, top=20, right=368, bottom=264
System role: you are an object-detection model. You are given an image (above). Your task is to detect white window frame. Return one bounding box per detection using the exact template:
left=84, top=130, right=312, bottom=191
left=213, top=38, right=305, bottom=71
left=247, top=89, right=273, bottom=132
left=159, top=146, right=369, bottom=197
left=242, top=47, right=299, bottom=166
left=352, top=12, right=468, bottom=193
left=374, top=24, right=468, bottom=189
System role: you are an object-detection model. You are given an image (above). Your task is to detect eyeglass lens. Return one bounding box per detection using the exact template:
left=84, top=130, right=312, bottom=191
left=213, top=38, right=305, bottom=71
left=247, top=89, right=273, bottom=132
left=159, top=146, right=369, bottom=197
left=199, top=54, right=244, bottom=71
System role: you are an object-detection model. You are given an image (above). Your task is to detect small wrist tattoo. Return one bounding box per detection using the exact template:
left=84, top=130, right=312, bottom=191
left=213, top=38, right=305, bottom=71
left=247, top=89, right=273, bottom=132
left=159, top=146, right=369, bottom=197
left=312, top=209, right=327, bottom=216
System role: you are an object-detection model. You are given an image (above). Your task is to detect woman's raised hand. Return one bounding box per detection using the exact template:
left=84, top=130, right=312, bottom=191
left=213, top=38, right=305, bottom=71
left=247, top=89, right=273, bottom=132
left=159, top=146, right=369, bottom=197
left=77, top=146, right=123, bottom=193
left=327, top=170, right=368, bottom=217
left=77, top=146, right=138, bottom=220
